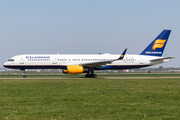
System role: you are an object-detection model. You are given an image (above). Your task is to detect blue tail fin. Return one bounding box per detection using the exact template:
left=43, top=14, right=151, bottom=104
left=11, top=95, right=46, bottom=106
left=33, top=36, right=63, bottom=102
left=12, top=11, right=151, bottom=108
left=139, top=30, right=171, bottom=57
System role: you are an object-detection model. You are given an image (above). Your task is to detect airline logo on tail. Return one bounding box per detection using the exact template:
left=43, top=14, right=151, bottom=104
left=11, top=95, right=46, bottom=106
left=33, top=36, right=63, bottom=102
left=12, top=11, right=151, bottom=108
left=139, top=29, right=171, bottom=57
left=120, top=55, right=124, bottom=57
left=152, top=39, right=166, bottom=50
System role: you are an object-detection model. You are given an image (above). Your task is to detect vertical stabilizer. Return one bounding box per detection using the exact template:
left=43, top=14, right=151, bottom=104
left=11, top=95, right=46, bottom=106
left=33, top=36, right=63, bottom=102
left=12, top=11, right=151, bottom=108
left=139, top=30, right=171, bottom=57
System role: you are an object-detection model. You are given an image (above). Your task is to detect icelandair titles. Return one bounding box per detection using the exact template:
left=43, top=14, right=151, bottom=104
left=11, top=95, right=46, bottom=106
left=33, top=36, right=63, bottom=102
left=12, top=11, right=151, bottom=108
left=145, top=51, right=162, bottom=54
left=26, top=56, right=50, bottom=59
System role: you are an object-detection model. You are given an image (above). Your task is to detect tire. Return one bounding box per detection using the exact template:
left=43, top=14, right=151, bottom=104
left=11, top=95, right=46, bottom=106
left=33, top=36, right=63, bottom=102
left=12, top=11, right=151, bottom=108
left=93, top=74, right=97, bottom=78
left=89, top=74, right=93, bottom=78
left=85, top=74, right=89, bottom=78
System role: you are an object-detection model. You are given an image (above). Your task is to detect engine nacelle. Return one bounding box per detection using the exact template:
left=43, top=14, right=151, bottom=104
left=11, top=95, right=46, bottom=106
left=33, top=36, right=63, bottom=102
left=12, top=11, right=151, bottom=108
left=63, top=65, right=88, bottom=74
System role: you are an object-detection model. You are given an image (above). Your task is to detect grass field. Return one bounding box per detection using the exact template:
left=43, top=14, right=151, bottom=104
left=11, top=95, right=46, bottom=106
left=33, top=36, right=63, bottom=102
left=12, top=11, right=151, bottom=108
left=1, top=72, right=180, bottom=78
left=0, top=74, right=180, bottom=119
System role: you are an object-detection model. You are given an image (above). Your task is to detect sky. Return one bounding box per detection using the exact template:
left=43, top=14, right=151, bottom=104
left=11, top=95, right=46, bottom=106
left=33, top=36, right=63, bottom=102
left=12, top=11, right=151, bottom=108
left=0, top=0, right=180, bottom=67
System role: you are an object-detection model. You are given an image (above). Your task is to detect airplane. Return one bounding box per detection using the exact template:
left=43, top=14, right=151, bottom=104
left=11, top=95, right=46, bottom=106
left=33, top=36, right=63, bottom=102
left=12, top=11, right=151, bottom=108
left=3, top=29, right=174, bottom=78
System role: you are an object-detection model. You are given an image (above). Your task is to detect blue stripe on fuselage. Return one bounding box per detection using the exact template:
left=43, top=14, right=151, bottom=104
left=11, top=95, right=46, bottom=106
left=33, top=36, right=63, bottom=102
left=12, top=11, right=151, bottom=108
left=4, top=65, right=150, bottom=70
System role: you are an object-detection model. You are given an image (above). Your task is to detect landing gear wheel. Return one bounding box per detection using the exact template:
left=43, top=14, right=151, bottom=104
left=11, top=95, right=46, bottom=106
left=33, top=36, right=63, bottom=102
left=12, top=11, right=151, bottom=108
left=21, top=69, right=27, bottom=78
left=89, top=74, right=93, bottom=78
left=85, top=74, right=97, bottom=78
left=85, top=74, right=89, bottom=78
left=93, top=74, right=97, bottom=78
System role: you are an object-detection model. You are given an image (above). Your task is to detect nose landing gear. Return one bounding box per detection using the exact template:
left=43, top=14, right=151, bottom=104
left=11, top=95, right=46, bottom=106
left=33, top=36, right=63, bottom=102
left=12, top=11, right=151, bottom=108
left=21, top=69, right=26, bottom=78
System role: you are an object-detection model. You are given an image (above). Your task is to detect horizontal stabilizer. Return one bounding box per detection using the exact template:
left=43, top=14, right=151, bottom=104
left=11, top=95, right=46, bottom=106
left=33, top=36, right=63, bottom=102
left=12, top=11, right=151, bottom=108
left=150, top=57, right=175, bottom=62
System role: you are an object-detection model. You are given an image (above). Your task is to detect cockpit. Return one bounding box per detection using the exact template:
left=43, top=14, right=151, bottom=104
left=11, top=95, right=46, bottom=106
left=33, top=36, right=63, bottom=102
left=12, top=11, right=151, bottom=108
left=8, top=59, right=14, bottom=62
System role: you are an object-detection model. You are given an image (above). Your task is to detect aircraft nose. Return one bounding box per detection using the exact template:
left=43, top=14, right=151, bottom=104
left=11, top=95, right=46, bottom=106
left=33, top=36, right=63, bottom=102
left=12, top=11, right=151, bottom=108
left=3, top=62, right=8, bottom=67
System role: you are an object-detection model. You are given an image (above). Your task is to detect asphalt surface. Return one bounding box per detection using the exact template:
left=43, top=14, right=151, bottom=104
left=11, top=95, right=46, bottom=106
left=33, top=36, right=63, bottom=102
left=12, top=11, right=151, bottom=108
left=1, top=77, right=180, bottom=79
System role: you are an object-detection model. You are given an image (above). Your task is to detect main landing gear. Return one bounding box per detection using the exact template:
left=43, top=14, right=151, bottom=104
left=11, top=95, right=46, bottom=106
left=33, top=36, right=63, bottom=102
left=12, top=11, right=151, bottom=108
left=21, top=69, right=26, bottom=78
left=85, top=68, right=97, bottom=78
left=85, top=74, right=97, bottom=78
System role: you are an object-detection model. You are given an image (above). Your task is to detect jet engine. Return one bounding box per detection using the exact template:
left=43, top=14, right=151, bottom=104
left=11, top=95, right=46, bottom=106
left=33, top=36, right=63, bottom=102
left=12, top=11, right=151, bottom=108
left=63, top=65, right=88, bottom=74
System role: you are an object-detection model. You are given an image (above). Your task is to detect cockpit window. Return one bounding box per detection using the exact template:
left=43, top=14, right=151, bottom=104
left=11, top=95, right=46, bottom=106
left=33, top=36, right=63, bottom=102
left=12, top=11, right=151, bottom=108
left=8, top=59, right=14, bottom=62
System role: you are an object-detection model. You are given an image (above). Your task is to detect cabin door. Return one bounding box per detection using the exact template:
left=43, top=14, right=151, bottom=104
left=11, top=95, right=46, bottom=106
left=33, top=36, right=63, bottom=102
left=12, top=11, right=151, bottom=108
left=20, top=58, right=24, bottom=64
left=53, top=58, right=57, bottom=64
left=140, top=59, right=144, bottom=64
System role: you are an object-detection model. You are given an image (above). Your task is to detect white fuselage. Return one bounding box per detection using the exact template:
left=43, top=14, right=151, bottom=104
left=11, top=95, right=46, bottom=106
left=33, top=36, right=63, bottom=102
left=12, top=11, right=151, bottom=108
left=3, top=53, right=170, bottom=70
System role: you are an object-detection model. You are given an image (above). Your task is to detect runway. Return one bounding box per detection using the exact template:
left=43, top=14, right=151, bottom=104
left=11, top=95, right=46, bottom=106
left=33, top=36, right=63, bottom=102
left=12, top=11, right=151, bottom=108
left=1, top=77, right=180, bottom=79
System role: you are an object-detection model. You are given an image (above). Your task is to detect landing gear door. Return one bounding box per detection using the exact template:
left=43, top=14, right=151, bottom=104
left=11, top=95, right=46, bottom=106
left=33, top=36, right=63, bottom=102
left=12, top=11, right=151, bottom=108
left=20, top=58, right=24, bottom=64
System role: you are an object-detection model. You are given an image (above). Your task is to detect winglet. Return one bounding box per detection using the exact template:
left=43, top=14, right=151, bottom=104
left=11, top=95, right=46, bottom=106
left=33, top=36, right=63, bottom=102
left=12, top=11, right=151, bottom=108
left=117, top=48, right=127, bottom=60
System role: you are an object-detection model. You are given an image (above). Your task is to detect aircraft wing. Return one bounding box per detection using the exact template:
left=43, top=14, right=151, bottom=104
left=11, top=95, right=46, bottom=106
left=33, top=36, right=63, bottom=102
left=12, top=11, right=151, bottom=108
left=79, top=48, right=127, bottom=68
left=150, top=57, right=175, bottom=62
